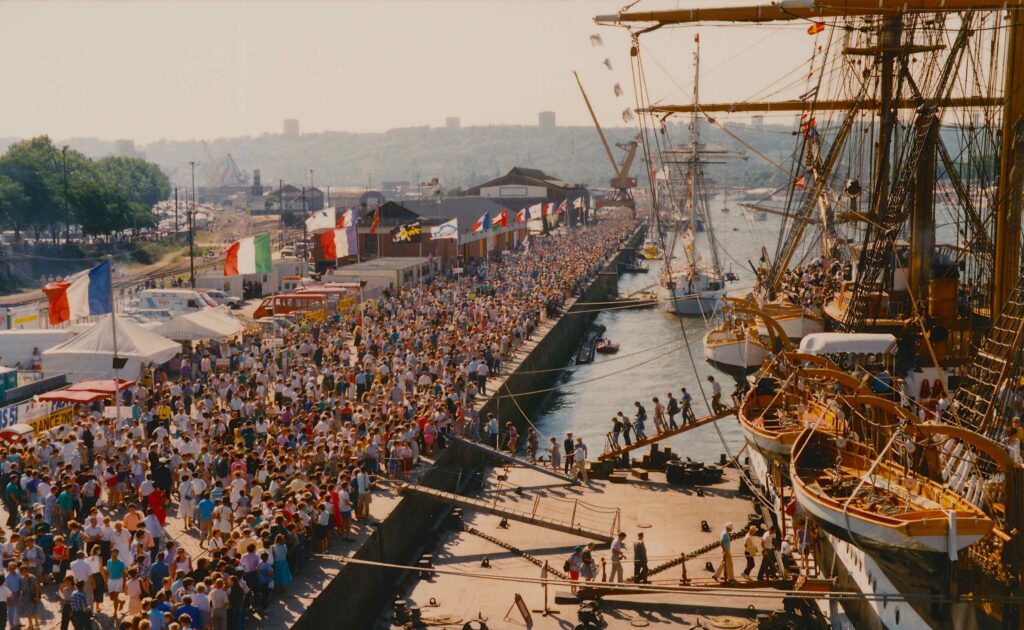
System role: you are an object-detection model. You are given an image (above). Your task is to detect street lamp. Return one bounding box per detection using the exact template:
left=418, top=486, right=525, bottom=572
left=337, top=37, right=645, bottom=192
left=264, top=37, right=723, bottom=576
left=62, top=145, right=69, bottom=244
left=189, top=161, right=197, bottom=288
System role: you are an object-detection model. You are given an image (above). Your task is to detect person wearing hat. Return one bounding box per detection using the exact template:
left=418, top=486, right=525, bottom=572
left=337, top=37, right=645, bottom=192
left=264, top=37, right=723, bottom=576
left=742, top=525, right=760, bottom=577
left=713, top=522, right=735, bottom=583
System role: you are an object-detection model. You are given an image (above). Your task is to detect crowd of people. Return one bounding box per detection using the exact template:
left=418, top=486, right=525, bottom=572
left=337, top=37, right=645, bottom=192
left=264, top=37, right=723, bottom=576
left=0, top=214, right=638, bottom=630
left=775, top=258, right=849, bottom=309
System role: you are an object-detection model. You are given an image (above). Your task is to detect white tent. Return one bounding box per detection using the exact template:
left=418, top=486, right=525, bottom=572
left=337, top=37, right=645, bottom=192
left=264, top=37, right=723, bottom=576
left=798, top=333, right=897, bottom=356
left=41, top=314, right=181, bottom=382
left=155, top=308, right=244, bottom=341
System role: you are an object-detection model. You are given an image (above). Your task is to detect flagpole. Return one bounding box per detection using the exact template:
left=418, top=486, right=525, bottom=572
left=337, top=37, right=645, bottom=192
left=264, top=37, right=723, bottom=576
left=107, top=256, right=122, bottom=425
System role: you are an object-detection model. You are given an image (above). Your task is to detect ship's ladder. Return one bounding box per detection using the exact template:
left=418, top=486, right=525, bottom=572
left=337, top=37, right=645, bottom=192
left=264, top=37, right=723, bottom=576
left=447, top=434, right=575, bottom=484
left=598, top=407, right=735, bottom=462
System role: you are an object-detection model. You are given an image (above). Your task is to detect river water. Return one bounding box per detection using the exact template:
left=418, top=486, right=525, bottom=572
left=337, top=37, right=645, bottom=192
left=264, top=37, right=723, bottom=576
left=532, top=204, right=789, bottom=462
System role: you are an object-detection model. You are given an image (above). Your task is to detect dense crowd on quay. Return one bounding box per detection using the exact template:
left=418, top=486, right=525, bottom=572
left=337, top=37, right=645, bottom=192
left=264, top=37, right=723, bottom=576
left=0, top=214, right=637, bottom=630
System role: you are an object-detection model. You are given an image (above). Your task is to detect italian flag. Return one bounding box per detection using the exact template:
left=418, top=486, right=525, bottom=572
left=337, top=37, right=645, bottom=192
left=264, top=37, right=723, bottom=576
left=224, top=233, right=271, bottom=276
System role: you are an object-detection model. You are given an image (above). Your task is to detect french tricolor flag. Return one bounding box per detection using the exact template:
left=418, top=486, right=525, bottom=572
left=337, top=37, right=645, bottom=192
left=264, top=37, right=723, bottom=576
left=43, top=260, right=113, bottom=326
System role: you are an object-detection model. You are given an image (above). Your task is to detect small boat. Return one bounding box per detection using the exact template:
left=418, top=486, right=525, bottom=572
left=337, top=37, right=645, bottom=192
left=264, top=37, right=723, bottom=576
left=791, top=416, right=994, bottom=554
left=640, top=243, right=664, bottom=260
left=596, top=339, right=619, bottom=354
left=576, top=324, right=606, bottom=364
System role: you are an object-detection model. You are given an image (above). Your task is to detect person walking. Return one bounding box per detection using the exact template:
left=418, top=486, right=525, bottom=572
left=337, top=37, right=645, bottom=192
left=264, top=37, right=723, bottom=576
left=545, top=438, right=562, bottom=472
left=712, top=523, right=734, bottom=583
left=610, top=416, right=622, bottom=448
left=681, top=388, right=696, bottom=424
left=632, top=532, right=648, bottom=584
left=69, top=581, right=91, bottom=630
left=742, top=525, right=759, bottom=577
left=665, top=392, right=680, bottom=429
left=757, top=526, right=777, bottom=580
left=563, top=433, right=575, bottom=476
left=652, top=397, right=667, bottom=434
left=633, top=402, right=648, bottom=440
left=708, top=376, right=726, bottom=414
left=609, top=533, right=627, bottom=583
left=485, top=414, right=499, bottom=449
left=572, top=438, right=588, bottom=484
left=618, top=412, right=633, bottom=446
left=505, top=422, right=519, bottom=455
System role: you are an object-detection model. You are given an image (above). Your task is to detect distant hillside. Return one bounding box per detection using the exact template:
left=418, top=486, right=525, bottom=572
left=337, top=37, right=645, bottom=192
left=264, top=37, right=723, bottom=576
left=38, top=122, right=802, bottom=192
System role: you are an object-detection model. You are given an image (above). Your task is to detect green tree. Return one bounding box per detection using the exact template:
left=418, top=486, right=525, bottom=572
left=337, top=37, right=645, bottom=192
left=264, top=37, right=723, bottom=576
left=94, top=156, right=170, bottom=207
left=0, top=137, right=63, bottom=238
left=0, top=175, right=27, bottom=237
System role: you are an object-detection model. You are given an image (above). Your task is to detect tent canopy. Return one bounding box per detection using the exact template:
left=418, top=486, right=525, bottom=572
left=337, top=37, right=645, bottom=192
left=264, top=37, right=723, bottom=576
left=67, top=379, right=134, bottom=394
left=37, top=389, right=108, bottom=404
left=154, top=308, right=244, bottom=342
left=41, top=314, right=180, bottom=382
left=798, top=333, right=897, bottom=356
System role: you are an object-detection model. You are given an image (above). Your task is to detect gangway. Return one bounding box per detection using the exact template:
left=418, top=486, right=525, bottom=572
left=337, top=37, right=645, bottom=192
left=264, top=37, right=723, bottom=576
left=401, top=483, right=618, bottom=543
left=598, top=408, right=736, bottom=461
left=448, top=435, right=575, bottom=484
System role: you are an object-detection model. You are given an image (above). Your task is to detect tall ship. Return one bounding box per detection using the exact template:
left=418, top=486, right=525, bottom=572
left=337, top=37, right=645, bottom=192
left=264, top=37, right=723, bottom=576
left=600, top=1, right=1024, bottom=628
left=656, top=36, right=729, bottom=317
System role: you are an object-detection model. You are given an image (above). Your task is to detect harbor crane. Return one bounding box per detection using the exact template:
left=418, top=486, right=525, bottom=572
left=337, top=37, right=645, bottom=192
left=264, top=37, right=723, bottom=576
left=573, top=71, right=638, bottom=216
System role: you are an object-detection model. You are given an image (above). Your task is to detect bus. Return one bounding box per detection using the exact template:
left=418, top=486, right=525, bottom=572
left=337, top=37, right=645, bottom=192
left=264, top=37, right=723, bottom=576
left=252, top=293, right=326, bottom=319
left=296, top=283, right=361, bottom=312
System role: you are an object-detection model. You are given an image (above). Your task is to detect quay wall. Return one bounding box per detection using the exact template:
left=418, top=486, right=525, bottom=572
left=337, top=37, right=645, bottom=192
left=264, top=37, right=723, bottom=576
left=292, top=224, right=647, bottom=630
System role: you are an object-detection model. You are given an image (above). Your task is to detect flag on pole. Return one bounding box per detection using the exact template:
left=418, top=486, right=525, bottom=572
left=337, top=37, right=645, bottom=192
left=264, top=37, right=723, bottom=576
left=793, top=174, right=807, bottom=190
left=336, top=208, right=355, bottom=229
left=43, top=260, right=113, bottom=325
left=491, top=210, right=508, bottom=231
left=305, top=208, right=336, bottom=234
left=807, top=22, right=826, bottom=35
left=541, top=202, right=552, bottom=218
left=224, top=233, right=272, bottom=276
left=572, top=197, right=584, bottom=209
left=556, top=200, right=567, bottom=214
left=471, top=212, right=491, bottom=233
left=430, top=218, right=459, bottom=240
left=321, top=225, right=358, bottom=259
left=391, top=221, right=422, bottom=243
left=369, top=206, right=381, bottom=234
left=515, top=208, right=526, bottom=223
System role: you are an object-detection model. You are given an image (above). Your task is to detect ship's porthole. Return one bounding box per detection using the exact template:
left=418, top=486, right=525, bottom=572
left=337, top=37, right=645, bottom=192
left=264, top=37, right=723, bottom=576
left=895, top=609, right=900, bottom=625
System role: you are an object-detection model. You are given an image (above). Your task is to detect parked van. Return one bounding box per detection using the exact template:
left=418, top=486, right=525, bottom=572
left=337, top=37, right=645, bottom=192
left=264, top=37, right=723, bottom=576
left=296, top=283, right=360, bottom=311
left=132, top=289, right=218, bottom=314
left=252, top=293, right=325, bottom=319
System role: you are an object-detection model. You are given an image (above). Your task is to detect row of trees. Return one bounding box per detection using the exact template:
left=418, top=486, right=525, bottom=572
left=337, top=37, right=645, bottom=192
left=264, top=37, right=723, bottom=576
left=0, top=136, right=171, bottom=241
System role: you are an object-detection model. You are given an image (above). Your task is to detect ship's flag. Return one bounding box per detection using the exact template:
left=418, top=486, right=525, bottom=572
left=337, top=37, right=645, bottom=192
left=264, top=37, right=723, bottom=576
left=491, top=210, right=508, bottom=231
left=807, top=22, right=826, bottom=35
left=305, top=208, right=335, bottom=234
left=321, top=225, right=358, bottom=259
left=793, top=174, right=807, bottom=190
left=801, top=116, right=817, bottom=137
left=471, top=212, right=491, bottom=233
left=43, top=260, right=113, bottom=326
left=224, top=234, right=271, bottom=276
left=391, top=221, right=422, bottom=243
left=336, top=208, right=355, bottom=229
left=515, top=208, right=527, bottom=223
left=430, top=218, right=459, bottom=240
left=369, top=206, right=381, bottom=234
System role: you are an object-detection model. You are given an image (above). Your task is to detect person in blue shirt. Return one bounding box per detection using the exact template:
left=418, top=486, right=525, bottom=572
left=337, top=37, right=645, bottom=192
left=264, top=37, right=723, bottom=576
left=106, top=549, right=127, bottom=618
left=176, top=595, right=201, bottom=630
left=148, top=552, right=169, bottom=590
left=197, top=495, right=216, bottom=541
left=256, top=553, right=274, bottom=611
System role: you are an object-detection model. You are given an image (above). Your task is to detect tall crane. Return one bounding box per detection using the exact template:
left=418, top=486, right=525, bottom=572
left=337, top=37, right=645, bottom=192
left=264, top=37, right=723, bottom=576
left=572, top=71, right=638, bottom=216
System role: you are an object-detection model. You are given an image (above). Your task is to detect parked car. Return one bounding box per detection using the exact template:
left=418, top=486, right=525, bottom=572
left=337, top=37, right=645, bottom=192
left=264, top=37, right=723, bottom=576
left=203, top=289, right=244, bottom=309
left=280, top=246, right=296, bottom=258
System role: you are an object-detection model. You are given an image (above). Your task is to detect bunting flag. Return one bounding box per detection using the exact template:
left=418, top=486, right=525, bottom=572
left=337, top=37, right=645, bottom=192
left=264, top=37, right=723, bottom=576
left=800, top=116, right=817, bottom=138
left=807, top=22, right=826, bottom=35
left=224, top=234, right=272, bottom=276
left=369, top=206, right=381, bottom=234
left=321, top=225, right=358, bottom=259
left=43, top=260, right=113, bottom=326
left=336, top=208, right=355, bottom=229
left=391, top=221, right=422, bottom=243
left=305, top=208, right=336, bottom=234
left=491, top=210, right=508, bottom=231
left=430, top=218, right=459, bottom=240
left=471, top=212, right=491, bottom=233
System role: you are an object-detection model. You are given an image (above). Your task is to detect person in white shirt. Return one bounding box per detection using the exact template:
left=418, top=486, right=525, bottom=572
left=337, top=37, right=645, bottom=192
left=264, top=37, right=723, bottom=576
left=609, top=532, right=627, bottom=582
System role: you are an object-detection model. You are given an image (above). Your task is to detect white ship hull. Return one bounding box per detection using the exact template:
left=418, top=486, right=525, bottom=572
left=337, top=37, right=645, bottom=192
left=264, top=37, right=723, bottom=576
left=755, top=311, right=824, bottom=340
left=702, top=331, right=767, bottom=369
left=659, top=286, right=726, bottom=316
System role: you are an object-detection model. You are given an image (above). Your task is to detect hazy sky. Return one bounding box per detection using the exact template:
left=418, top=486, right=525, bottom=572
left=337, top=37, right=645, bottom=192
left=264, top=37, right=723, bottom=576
left=0, top=1, right=812, bottom=142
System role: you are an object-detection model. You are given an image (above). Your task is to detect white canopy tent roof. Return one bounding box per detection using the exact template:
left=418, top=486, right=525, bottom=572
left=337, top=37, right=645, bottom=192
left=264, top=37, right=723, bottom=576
left=798, top=333, right=897, bottom=356
left=41, top=314, right=181, bottom=382
left=155, top=308, right=244, bottom=341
